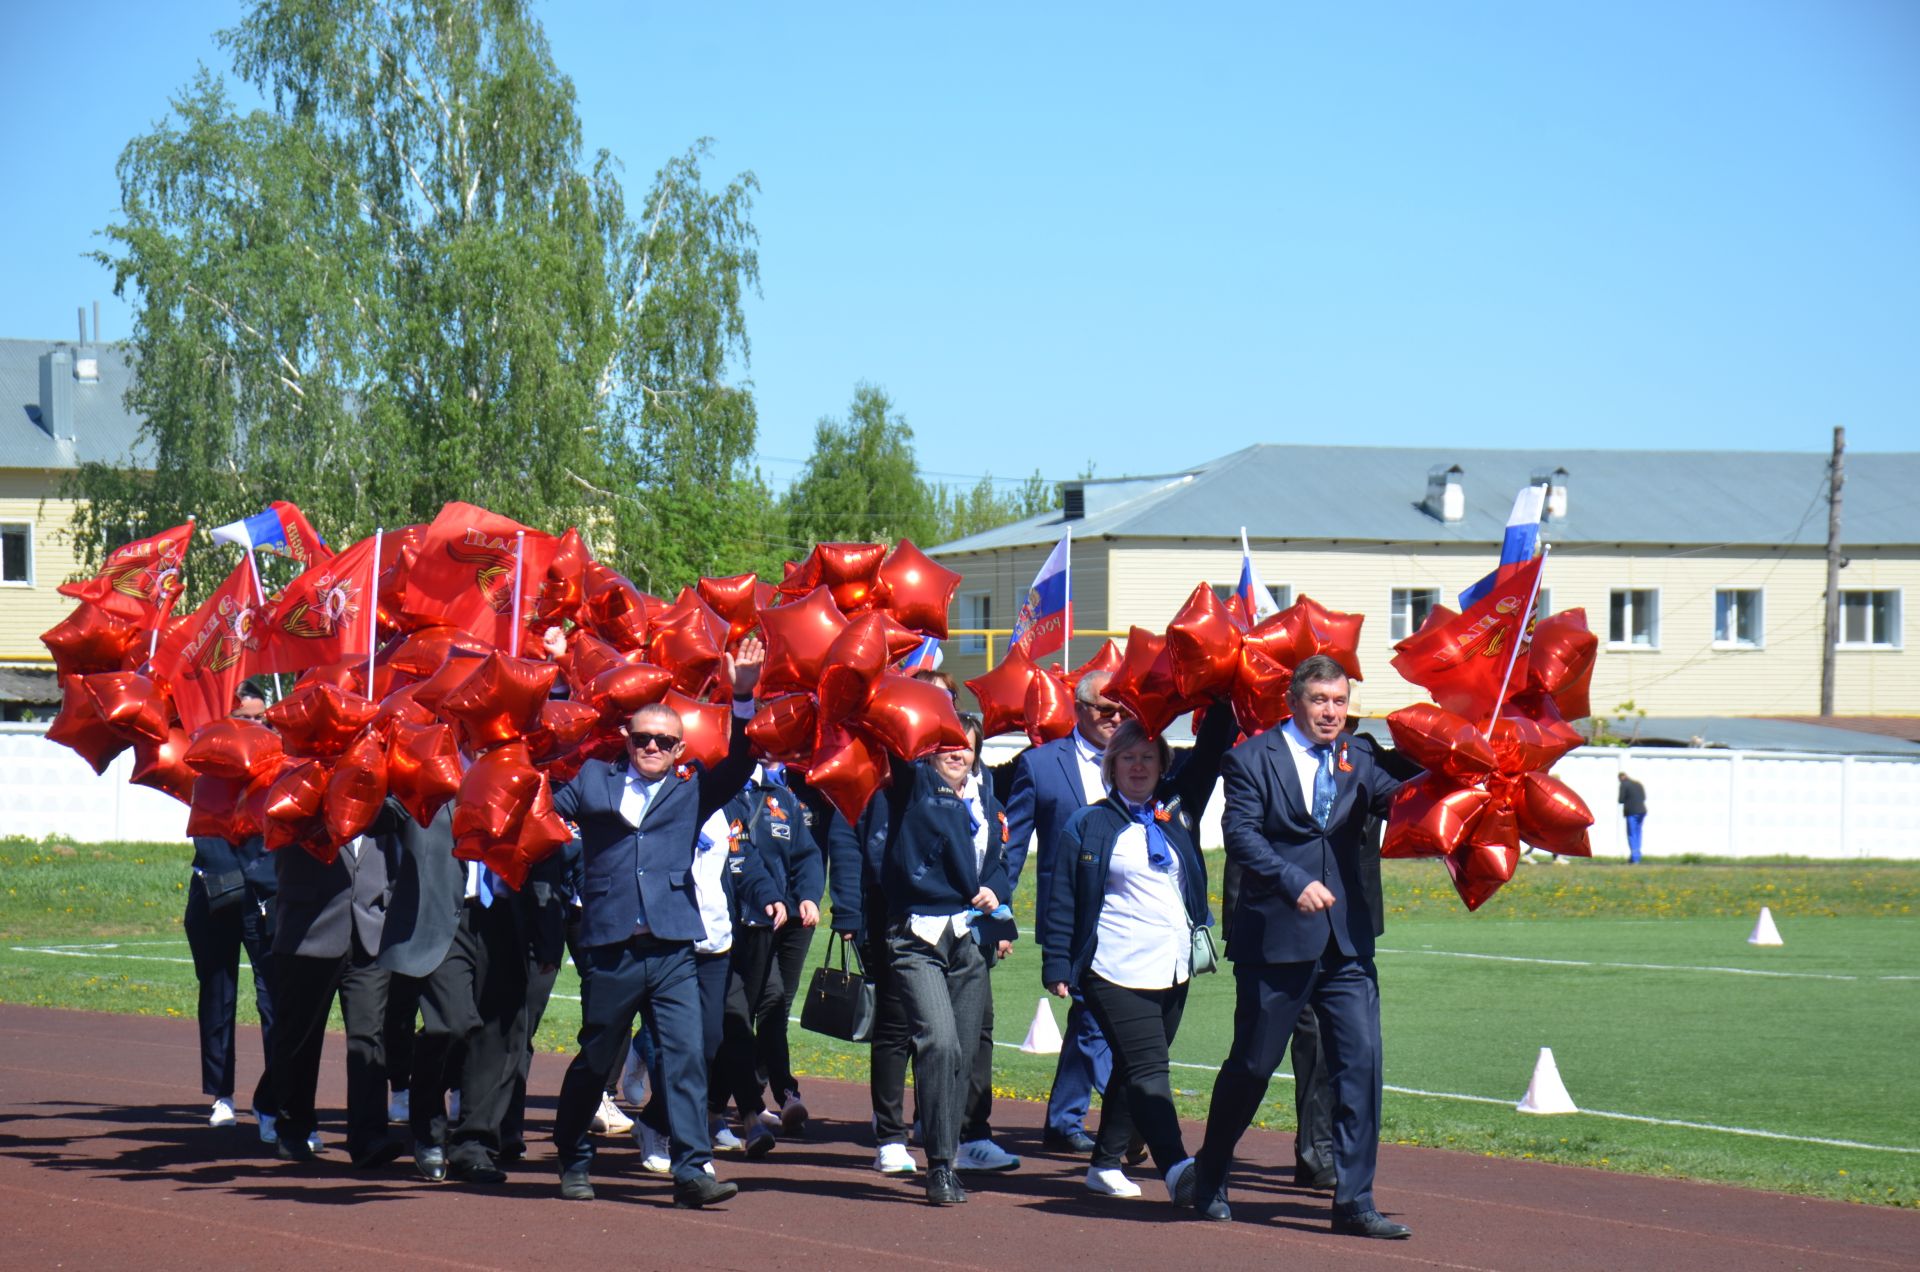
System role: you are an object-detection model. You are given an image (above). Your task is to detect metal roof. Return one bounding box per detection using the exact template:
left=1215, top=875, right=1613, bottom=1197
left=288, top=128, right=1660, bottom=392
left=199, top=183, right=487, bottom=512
left=931, top=444, right=1919, bottom=553
left=1587, top=716, right=1920, bottom=756
left=0, top=338, right=149, bottom=471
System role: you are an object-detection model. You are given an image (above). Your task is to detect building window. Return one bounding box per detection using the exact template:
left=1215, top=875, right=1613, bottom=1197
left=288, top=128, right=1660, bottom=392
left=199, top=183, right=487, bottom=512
left=1838, top=590, right=1902, bottom=649
left=1608, top=588, right=1659, bottom=648
left=1390, top=587, right=1440, bottom=641
left=1210, top=582, right=1291, bottom=616
left=959, top=593, right=991, bottom=653
left=0, top=524, right=29, bottom=585
left=1713, top=588, right=1763, bottom=648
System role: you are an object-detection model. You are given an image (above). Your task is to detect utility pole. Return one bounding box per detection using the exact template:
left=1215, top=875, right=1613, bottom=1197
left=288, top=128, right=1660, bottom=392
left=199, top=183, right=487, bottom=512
left=1820, top=426, right=1845, bottom=716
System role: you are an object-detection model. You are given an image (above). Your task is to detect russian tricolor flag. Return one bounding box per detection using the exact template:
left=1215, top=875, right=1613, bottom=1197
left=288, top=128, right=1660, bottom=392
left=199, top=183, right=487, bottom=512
left=209, top=500, right=330, bottom=566
left=1231, top=528, right=1281, bottom=629
left=901, top=635, right=944, bottom=670
left=1458, top=485, right=1546, bottom=609
left=1009, top=529, right=1071, bottom=659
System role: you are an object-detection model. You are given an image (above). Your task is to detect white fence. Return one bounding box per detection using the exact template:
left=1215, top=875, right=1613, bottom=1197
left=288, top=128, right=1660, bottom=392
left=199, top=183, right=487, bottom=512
left=6, top=726, right=1918, bottom=859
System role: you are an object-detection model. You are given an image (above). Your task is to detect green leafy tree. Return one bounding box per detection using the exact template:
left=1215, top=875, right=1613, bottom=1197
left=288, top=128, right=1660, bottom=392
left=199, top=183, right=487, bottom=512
left=782, top=384, right=938, bottom=547
left=71, top=0, right=771, bottom=598
left=929, top=470, right=1054, bottom=543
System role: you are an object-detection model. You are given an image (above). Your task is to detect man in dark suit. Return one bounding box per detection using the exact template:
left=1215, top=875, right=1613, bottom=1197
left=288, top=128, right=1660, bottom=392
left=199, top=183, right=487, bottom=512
left=1189, top=655, right=1415, bottom=1239
left=548, top=639, right=764, bottom=1206
left=1003, top=670, right=1128, bottom=1152
left=270, top=830, right=405, bottom=1169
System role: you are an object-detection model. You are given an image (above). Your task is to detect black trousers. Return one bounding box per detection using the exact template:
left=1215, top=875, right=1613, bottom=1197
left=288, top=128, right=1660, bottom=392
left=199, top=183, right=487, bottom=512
left=861, top=930, right=915, bottom=1144
left=271, top=940, right=391, bottom=1157
left=959, top=951, right=998, bottom=1144
left=383, top=975, right=420, bottom=1096
left=713, top=925, right=775, bottom=1120
left=1196, top=942, right=1384, bottom=1216
left=755, top=921, right=815, bottom=1105
left=183, top=877, right=276, bottom=1109
left=408, top=898, right=527, bottom=1168
left=1083, top=972, right=1190, bottom=1175
left=1292, top=1004, right=1335, bottom=1175
left=885, top=922, right=989, bottom=1168
left=553, top=935, right=708, bottom=1181
left=501, top=948, right=562, bottom=1156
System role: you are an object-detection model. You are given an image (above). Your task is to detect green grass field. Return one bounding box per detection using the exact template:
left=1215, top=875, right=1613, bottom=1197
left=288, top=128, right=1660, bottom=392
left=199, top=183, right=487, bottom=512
left=2, top=837, right=1915, bottom=1207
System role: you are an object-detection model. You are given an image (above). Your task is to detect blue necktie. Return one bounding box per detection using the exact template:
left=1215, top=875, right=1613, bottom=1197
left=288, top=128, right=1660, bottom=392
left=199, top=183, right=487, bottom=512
left=1131, top=801, right=1173, bottom=871
left=1312, top=745, right=1336, bottom=829
left=475, top=864, right=498, bottom=909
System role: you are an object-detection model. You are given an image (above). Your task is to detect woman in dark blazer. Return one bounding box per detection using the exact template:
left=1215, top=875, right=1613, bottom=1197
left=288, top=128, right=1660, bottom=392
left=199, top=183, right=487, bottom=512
left=185, top=829, right=278, bottom=1133
left=1041, top=710, right=1231, bottom=1205
left=877, top=715, right=1008, bottom=1206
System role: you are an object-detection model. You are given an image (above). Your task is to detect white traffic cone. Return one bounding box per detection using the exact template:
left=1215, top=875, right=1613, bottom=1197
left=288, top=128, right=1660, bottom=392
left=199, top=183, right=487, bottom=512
left=1515, top=1046, right=1577, bottom=1115
left=1019, top=997, right=1064, bottom=1055
left=1747, top=905, right=1784, bottom=946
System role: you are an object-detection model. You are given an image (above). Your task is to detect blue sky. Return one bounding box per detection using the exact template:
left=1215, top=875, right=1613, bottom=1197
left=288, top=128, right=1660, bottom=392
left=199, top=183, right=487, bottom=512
left=4, top=1, right=1914, bottom=491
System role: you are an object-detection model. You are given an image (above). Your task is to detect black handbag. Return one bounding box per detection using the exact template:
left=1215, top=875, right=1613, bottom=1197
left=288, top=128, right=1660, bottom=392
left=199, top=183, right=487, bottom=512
left=800, top=938, right=876, bottom=1043
left=200, top=869, right=249, bottom=915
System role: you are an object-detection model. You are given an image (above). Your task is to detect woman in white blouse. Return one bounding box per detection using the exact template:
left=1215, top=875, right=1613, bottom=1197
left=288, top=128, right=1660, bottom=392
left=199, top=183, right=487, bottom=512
left=1041, top=715, right=1227, bottom=1204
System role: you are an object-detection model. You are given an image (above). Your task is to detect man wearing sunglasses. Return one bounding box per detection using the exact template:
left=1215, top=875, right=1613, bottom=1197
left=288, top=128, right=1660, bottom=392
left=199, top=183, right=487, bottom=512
left=549, top=638, right=766, bottom=1209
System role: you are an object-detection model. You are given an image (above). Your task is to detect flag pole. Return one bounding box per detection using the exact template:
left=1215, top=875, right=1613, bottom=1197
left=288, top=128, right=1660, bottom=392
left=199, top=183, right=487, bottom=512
left=1062, top=524, right=1073, bottom=665
left=244, top=546, right=283, bottom=699
left=509, top=531, right=526, bottom=658
left=367, top=527, right=383, bottom=694
left=1486, top=543, right=1550, bottom=731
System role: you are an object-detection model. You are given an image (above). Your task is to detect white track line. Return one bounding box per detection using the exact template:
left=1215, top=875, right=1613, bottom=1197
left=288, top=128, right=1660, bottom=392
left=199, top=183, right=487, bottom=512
left=9, top=942, right=1918, bottom=1155
left=1377, top=946, right=1919, bottom=983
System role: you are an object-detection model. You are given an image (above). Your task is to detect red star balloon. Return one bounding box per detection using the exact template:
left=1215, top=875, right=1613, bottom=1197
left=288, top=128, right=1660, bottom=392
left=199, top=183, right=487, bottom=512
left=876, top=540, right=961, bottom=638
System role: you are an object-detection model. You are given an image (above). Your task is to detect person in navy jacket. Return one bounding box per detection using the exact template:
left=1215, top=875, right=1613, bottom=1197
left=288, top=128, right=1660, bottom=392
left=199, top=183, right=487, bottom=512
left=548, top=638, right=765, bottom=1208
left=1188, top=655, right=1416, bottom=1239
left=1042, top=707, right=1233, bottom=1202
left=738, top=763, right=824, bottom=1139
left=875, top=717, right=1009, bottom=1205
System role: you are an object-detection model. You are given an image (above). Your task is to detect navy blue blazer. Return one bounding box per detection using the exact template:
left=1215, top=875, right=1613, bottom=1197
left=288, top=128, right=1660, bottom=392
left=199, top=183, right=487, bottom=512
left=823, top=795, right=887, bottom=939
left=552, top=712, right=756, bottom=948
left=1040, top=794, right=1213, bottom=991
left=717, top=788, right=793, bottom=928
left=191, top=834, right=276, bottom=894
left=729, top=776, right=825, bottom=910
left=1220, top=727, right=1407, bottom=965
left=1005, top=702, right=1237, bottom=947
left=881, top=760, right=1012, bottom=922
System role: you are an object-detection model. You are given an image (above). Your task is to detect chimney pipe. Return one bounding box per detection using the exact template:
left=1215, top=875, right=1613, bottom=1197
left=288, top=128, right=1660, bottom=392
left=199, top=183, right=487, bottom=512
left=1422, top=464, right=1465, bottom=522
left=77, top=307, right=87, bottom=344
left=39, top=350, right=75, bottom=439
left=93, top=300, right=101, bottom=344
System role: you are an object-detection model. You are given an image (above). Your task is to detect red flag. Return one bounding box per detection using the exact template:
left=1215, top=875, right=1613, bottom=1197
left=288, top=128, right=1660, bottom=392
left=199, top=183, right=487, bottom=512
left=259, top=534, right=381, bottom=674
left=403, top=503, right=559, bottom=648
left=58, top=522, right=194, bottom=627
left=1389, top=555, right=1544, bottom=724
left=151, top=559, right=264, bottom=734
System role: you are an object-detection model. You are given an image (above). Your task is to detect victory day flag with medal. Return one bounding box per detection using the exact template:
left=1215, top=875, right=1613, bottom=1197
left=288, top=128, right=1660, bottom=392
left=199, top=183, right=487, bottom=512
left=259, top=533, right=381, bottom=673
left=57, top=520, right=194, bottom=628
left=404, top=502, right=559, bottom=649
left=149, top=558, right=264, bottom=734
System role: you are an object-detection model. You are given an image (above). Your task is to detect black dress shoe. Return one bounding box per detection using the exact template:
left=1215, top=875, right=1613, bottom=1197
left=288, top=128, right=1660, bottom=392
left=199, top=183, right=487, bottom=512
left=1294, top=1163, right=1337, bottom=1190
left=450, top=1159, right=508, bottom=1185
left=1190, top=1168, right=1231, bottom=1222
left=1332, top=1209, right=1412, bottom=1239
left=925, top=1165, right=967, bottom=1206
left=558, top=1166, right=595, bottom=1201
left=413, top=1145, right=447, bottom=1182
left=1041, top=1129, right=1097, bottom=1155
left=673, top=1172, right=739, bottom=1209
left=351, top=1136, right=406, bottom=1170
left=276, top=1135, right=317, bottom=1164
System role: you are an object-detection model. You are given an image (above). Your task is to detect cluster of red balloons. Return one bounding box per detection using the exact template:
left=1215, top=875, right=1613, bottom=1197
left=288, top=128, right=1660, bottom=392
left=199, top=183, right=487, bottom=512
left=747, top=542, right=968, bottom=824
left=1381, top=610, right=1601, bottom=909
left=965, top=585, right=1367, bottom=743
left=41, top=517, right=978, bottom=878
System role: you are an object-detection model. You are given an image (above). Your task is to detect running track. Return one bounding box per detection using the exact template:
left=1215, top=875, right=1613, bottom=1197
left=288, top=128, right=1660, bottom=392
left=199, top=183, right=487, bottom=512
left=0, top=1006, right=1911, bottom=1271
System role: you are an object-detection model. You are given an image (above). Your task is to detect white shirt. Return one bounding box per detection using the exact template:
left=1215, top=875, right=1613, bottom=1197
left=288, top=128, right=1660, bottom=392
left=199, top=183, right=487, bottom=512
left=691, top=809, right=735, bottom=955
left=1071, top=729, right=1107, bottom=805
left=1280, top=720, right=1334, bottom=818
left=1090, top=808, right=1191, bottom=989
left=620, top=769, right=667, bottom=829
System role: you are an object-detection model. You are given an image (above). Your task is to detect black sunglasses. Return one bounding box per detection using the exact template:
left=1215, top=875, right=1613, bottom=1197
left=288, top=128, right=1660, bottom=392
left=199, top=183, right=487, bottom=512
left=625, top=730, right=683, bottom=751
left=1082, top=703, right=1128, bottom=720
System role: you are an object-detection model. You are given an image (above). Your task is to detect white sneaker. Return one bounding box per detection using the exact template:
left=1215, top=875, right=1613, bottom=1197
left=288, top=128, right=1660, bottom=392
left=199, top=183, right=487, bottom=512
left=955, top=1138, right=1020, bottom=1173
left=592, top=1092, right=634, bottom=1136
left=255, top=1110, right=278, bottom=1144
left=208, top=1098, right=236, bottom=1128
left=873, top=1142, right=917, bottom=1174
left=1086, top=1166, right=1143, bottom=1197
left=306, top=1131, right=324, bottom=1153
left=704, top=1161, right=717, bottom=1178
left=633, top=1122, right=671, bottom=1174
left=757, top=1109, right=783, bottom=1133
left=711, top=1121, right=746, bottom=1152
left=621, top=1054, right=650, bottom=1108
left=387, top=1089, right=410, bottom=1124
